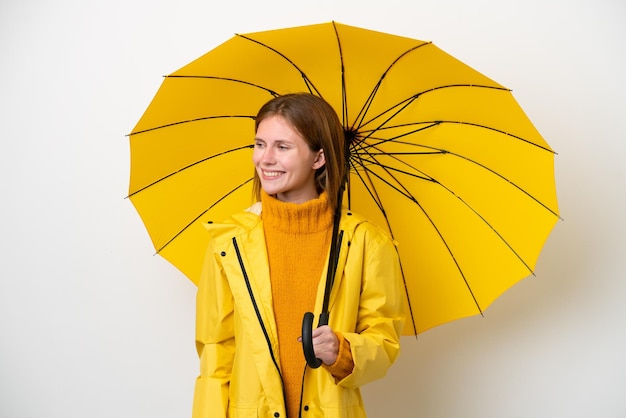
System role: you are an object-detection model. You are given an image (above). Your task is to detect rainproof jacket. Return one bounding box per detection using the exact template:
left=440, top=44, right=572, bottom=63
left=192, top=205, right=405, bottom=418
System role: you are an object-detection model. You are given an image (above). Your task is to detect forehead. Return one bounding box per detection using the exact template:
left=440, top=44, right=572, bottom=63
left=255, top=115, right=304, bottom=142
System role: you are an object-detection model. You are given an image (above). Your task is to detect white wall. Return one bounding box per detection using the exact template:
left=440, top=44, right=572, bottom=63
left=1, top=0, right=624, bottom=417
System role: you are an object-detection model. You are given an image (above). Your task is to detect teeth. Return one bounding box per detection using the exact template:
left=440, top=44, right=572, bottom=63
left=263, top=171, right=282, bottom=177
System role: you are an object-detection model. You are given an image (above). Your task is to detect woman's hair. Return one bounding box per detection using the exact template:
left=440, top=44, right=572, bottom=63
left=252, top=93, right=347, bottom=210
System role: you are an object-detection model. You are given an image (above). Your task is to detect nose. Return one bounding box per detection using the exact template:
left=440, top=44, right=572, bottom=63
left=259, top=147, right=275, bottom=165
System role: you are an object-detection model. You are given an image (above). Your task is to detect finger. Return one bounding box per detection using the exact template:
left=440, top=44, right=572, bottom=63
left=312, top=325, right=332, bottom=338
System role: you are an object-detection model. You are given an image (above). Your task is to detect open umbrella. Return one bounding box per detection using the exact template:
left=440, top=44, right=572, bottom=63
left=128, top=22, right=559, bottom=342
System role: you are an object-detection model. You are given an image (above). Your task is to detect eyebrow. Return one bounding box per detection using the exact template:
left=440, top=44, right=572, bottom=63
left=254, top=138, right=292, bottom=145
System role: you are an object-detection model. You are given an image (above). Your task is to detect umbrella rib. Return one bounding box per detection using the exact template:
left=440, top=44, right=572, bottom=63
left=366, top=129, right=559, bottom=218
left=434, top=176, right=538, bottom=275
left=362, top=155, right=537, bottom=275
left=346, top=33, right=505, bottom=134
left=154, top=178, right=253, bottom=254
left=350, top=150, right=483, bottom=321
left=358, top=121, right=441, bottom=149
left=349, top=150, right=434, bottom=205
left=127, top=144, right=254, bottom=198
left=356, top=84, right=514, bottom=139
left=356, top=142, right=546, bottom=277
left=130, top=115, right=254, bottom=136
left=348, top=148, right=420, bottom=334
left=365, top=119, right=555, bottom=154
left=331, top=21, right=349, bottom=129
left=166, top=74, right=282, bottom=97
left=236, top=34, right=323, bottom=97
left=355, top=118, right=559, bottom=217
left=444, top=119, right=555, bottom=153
left=350, top=41, right=431, bottom=132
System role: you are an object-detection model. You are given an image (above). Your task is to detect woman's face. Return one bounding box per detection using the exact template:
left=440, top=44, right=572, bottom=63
left=253, top=115, right=325, bottom=204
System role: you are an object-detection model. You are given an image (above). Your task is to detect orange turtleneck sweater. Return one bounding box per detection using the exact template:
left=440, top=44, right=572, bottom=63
left=261, top=191, right=353, bottom=417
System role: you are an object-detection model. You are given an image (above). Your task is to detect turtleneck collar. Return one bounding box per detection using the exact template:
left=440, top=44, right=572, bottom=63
left=261, top=190, right=333, bottom=235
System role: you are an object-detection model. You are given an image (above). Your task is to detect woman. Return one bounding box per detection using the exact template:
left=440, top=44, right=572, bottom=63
left=193, top=93, right=405, bottom=417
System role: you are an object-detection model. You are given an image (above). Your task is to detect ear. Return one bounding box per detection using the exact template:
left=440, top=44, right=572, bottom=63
left=312, top=149, right=326, bottom=170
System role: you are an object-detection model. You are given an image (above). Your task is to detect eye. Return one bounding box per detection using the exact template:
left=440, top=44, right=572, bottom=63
left=254, top=141, right=265, bottom=149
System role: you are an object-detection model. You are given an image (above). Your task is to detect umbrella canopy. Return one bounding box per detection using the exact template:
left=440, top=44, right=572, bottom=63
left=128, top=21, right=560, bottom=335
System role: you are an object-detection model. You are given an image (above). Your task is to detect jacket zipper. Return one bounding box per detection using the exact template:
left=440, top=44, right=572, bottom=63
left=298, top=229, right=345, bottom=417
left=232, top=237, right=282, bottom=377
left=298, top=365, right=308, bottom=418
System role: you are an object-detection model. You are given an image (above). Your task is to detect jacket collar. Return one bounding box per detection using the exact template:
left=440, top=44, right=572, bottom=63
left=204, top=205, right=367, bottom=242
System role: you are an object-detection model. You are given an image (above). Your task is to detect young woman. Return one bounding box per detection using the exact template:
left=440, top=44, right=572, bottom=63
left=193, top=93, right=405, bottom=417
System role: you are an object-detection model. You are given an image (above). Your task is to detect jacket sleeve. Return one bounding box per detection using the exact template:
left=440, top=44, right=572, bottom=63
left=338, top=226, right=406, bottom=389
left=192, top=244, right=234, bottom=418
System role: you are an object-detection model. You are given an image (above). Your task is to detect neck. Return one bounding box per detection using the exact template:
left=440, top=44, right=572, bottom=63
left=261, top=190, right=333, bottom=234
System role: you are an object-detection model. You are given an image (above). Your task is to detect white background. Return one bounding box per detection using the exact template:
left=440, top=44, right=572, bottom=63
left=1, top=0, right=625, bottom=417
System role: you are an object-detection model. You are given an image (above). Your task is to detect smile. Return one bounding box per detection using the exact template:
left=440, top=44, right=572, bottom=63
left=262, top=170, right=283, bottom=178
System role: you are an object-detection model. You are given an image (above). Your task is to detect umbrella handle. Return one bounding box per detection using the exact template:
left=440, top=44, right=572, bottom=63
left=302, top=312, right=328, bottom=368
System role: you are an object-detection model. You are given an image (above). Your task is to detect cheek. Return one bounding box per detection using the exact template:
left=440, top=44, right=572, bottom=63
left=252, top=149, right=261, bottom=165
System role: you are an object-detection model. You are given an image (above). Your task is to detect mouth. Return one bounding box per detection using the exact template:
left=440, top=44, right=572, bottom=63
left=262, top=170, right=283, bottom=178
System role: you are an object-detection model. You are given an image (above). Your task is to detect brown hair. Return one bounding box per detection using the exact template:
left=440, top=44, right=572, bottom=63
left=252, top=93, right=347, bottom=210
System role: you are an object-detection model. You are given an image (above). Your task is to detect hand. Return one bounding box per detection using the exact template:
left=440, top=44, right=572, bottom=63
left=299, top=325, right=339, bottom=366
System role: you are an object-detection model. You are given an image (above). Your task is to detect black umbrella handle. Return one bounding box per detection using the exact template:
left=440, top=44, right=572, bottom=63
left=302, top=311, right=329, bottom=368
left=302, top=177, right=342, bottom=369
